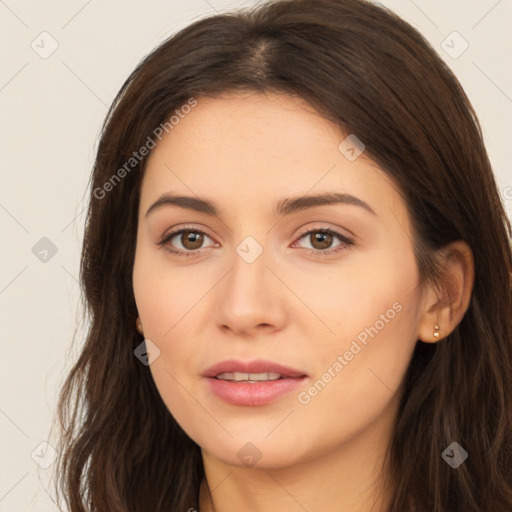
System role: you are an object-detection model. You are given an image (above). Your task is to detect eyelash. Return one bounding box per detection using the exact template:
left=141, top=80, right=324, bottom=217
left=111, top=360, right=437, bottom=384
left=158, top=225, right=355, bottom=258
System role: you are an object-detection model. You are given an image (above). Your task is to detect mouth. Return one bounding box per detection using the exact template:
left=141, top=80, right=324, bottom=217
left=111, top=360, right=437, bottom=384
left=202, top=359, right=309, bottom=406
left=215, top=371, right=291, bottom=382
left=202, top=358, right=308, bottom=379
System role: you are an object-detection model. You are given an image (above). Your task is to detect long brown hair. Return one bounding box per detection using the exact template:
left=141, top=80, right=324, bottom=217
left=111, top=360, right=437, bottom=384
left=52, top=0, right=512, bottom=510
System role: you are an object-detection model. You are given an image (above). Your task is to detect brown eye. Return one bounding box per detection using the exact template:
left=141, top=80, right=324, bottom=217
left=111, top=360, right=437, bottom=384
left=179, top=230, right=204, bottom=250
left=159, top=225, right=353, bottom=259
left=309, top=231, right=334, bottom=250
left=159, top=227, right=217, bottom=257
left=293, top=227, right=354, bottom=256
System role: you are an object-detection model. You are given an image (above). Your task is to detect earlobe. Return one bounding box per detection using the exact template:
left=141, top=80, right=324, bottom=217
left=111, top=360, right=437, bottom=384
left=417, top=240, right=474, bottom=343
left=136, top=316, right=144, bottom=336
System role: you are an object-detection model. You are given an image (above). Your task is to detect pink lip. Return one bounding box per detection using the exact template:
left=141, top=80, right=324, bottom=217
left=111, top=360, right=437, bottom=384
left=202, top=358, right=308, bottom=378
left=202, top=358, right=309, bottom=407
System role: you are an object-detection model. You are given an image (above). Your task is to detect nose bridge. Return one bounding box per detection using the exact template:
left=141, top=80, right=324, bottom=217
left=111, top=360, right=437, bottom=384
left=229, top=234, right=271, bottom=304
left=214, top=233, right=286, bottom=333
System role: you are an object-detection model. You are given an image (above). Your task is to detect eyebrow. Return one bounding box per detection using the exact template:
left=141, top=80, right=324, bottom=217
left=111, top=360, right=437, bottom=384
left=145, top=191, right=376, bottom=218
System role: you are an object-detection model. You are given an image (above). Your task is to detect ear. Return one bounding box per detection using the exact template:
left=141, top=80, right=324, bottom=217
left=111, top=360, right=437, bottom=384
left=417, top=240, right=474, bottom=343
left=136, top=316, right=144, bottom=336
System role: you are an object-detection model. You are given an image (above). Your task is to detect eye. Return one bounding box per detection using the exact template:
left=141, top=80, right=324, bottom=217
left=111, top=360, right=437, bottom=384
left=158, top=226, right=217, bottom=258
left=292, top=227, right=354, bottom=256
left=158, top=225, right=354, bottom=258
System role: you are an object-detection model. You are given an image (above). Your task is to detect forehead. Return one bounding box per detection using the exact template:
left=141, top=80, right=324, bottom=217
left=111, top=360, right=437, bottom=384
left=153, top=92, right=343, bottom=158
left=141, top=92, right=409, bottom=229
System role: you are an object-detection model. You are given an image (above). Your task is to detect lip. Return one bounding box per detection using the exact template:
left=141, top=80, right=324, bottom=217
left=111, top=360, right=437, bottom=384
left=202, top=358, right=309, bottom=407
left=202, top=358, right=309, bottom=379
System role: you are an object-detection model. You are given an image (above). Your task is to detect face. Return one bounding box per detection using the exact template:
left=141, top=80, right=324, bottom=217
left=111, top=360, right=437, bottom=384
left=133, top=92, right=425, bottom=469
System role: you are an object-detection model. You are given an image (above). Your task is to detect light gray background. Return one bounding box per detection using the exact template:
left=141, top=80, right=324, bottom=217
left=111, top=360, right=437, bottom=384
left=1, top=0, right=511, bottom=510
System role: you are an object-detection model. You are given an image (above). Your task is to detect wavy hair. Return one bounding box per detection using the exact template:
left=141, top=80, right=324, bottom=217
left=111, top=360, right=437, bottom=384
left=52, top=0, right=512, bottom=510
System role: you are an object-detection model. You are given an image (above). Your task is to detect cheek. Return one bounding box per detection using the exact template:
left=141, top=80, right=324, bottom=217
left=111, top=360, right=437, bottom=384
left=133, top=258, right=203, bottom=439
left=294, top=301, right=417, bottom=454
left=292, top=242, right=419, bottom=346
left=303, top=252, right=419, bottom=417
left=132, top=247, right=211, bottom=416
left=133, top=243, right=206, bottom=341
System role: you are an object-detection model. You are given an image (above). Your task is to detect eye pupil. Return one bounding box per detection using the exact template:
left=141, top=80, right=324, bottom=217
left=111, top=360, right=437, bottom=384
left=312, top=231, right=332, bottom=249
left=182, top=231, right=203, bottom=249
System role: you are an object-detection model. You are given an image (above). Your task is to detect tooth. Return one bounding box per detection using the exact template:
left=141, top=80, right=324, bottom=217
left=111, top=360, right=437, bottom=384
left=248, top=373, right=269, bottom=381
left=216, top=372, right=236, bottom=380
left=215, top=371, right=284, bottom=382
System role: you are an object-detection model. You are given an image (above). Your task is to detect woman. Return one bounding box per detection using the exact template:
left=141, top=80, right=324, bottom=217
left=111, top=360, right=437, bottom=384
left=52, top=0, right=512, bottom=510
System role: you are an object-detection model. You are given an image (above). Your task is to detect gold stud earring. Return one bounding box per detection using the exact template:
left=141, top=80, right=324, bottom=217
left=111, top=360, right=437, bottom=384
left=433, top=324, right=440, bottom=338
left=136, top=318, right=144, bottom=335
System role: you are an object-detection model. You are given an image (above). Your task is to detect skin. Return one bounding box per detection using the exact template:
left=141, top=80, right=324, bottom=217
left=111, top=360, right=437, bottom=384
left=132, top=91, right=474, bottom=512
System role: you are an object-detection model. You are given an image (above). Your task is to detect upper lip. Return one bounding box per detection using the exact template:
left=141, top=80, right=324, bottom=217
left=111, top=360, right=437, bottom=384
left=202, top=359, right=308, bottom=378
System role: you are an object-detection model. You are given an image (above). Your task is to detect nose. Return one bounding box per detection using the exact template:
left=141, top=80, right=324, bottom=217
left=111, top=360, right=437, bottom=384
left=214, top=242, right=288, bottom=337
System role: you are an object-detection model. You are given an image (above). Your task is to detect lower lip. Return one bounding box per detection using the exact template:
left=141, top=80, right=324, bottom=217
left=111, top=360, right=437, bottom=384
left=205, top=376, right=308, bottom=406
